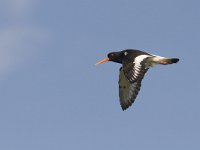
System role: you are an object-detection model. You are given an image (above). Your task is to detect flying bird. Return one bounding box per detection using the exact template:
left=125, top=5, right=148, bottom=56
left=96, top=49, right=179, bottom=110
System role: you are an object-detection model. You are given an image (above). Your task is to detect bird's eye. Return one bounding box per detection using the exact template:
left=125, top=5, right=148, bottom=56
left=108, top=53, right=115, bottom=58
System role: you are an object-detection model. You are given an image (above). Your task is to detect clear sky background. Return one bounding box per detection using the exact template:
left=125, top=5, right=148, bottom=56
left=0, top=0, right=199, bottom=150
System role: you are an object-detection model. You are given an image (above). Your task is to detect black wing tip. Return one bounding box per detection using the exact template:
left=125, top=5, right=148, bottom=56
left=121, top=106, right=129, bottom=111
left=171, top=58, right=179, bottom=63
left=120, top=102, right=133, bottom=111
left=122, top=107, right=129, bottom=111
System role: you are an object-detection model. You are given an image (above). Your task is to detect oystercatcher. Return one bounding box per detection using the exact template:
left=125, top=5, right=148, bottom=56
left=96, top=49, right=179, bottom=110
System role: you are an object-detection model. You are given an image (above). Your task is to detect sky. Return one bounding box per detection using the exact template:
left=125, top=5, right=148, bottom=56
left=0, top=0, right=200, bottom=150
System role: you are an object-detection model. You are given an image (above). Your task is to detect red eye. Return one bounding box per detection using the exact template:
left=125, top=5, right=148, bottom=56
left=108, top=53, right=115, bottom=58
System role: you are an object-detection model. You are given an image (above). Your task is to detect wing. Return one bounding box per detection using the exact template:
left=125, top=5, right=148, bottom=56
left=119, top=67, right=143, bottom=110
left=122, top=55, right=150, bottom=83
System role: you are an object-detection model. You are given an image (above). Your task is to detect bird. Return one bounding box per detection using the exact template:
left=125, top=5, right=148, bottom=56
left=96, top=49, right=179, bottom=111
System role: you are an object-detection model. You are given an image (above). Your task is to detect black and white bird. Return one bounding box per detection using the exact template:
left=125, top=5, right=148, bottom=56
left=96, top=49, right=179, bottom=110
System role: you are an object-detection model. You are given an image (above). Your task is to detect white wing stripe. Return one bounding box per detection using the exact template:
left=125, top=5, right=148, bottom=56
left=134, top=55, right=150, bottom=64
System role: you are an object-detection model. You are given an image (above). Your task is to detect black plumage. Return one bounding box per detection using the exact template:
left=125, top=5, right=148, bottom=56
left=96, top=49, right=179, bottom=110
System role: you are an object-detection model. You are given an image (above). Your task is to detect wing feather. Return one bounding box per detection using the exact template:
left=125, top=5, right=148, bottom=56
left=122, top=55, right=150, bottom=83
left=119, top=67, right=143, bottom=110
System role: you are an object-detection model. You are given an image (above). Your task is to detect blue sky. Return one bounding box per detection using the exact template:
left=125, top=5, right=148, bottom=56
left=0, top=0, right=200, bottom=150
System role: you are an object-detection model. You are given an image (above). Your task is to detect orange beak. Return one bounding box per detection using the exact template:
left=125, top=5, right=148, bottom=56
left=95, top=57, right=109, bottom=65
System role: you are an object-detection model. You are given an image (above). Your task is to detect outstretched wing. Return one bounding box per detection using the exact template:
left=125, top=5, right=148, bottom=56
left=122, top=55, right=150, bottom=83
left=119, top=67, right=143, bottom=110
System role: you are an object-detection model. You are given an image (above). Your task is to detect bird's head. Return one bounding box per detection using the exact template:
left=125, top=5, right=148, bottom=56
left=96, top=51, right=127, bottom=65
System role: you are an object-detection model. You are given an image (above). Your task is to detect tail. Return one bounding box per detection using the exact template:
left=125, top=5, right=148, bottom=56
left=158, top=58, right=179, bottom=65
